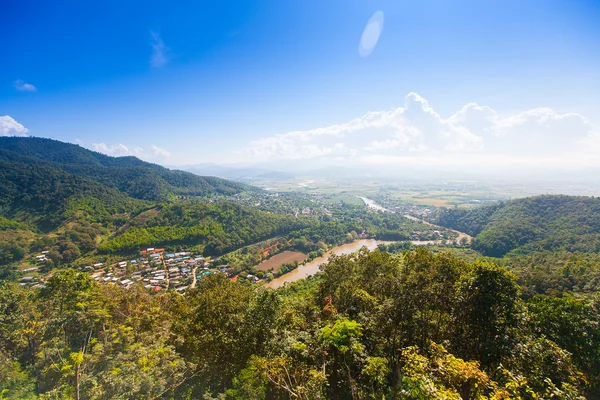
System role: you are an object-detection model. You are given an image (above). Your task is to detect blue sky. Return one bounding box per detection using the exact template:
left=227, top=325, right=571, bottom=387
left=2, top=0, right=600, bottom=168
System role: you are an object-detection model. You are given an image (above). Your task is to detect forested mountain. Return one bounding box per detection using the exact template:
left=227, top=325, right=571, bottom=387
left=0, top=137, right=254, bottom=201
left=435, top=195, right=600, bottom=257
left=0, top=160, right=145, bottom=230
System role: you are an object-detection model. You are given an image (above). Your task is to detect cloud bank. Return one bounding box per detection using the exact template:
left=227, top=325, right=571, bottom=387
left=0, top=116, right=29, bottom=136
left=91, top=142, right=171, bottom=163
left=241, top=93, right=599, bottom=168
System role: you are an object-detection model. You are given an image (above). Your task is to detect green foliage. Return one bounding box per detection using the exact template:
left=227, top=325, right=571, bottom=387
left=436, top=195, right=600, bottom=257
left=0, top=244, right=595, bottom=398
left=527, top=295, right=600, bottom=395
left=0, top=353, right=36, bottom=399
left=501, top=251, right=600, bottom=297
left=0, top=159, right=145, bottom=234
left=320, top=319, right=363, bottom=353
left=99, top=202, right=306, bottom=255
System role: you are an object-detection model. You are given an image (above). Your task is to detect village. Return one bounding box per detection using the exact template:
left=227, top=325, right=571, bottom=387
left=18, top=247, right=250, bottom=293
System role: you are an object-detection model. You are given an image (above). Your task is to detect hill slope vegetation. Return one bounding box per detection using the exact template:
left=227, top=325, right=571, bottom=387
left=435, top=195, right=600, bottom=256
left=0, top=137, right=254, bottom=201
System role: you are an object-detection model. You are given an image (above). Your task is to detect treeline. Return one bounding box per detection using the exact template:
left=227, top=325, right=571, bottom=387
left=434, top=195, right=600, bottom=257
left=99, top=202, right=308, bottom=255
left=99, top=203, right=440, bottom=260
left=1, top=248, right=597, bottom=398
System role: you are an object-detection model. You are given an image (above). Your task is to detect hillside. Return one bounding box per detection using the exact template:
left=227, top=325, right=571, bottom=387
left=435, top=195, right=600, bottom=257
left=0, top=137, right=254, bottom=201
left=0, top=137, right=268, bottom=270
left=0, top=160, right=144, bottom=230
left=98, top=202, right=308, bottom=256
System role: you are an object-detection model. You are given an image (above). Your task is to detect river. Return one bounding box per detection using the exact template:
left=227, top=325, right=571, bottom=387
left=360, top=196, right=473, bottom=245
left=358, top=196, right=392, bottom=212
left=265, top=198, right=472, bottom=289
left=266, top=239, right=384, bottom=289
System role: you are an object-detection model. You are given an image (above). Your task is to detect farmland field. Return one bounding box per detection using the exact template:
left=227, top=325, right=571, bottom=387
left=256, top=250, right=308, bottom=272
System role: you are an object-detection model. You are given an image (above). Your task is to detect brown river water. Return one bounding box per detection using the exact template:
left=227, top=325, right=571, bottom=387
left=266, top=239, right=384, bottom=289
left=266, top=238, right=437, bottom=289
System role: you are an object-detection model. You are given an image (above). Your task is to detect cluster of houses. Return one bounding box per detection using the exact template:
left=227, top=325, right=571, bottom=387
left=18, top=252, right=49, bottom=287
left=87, top=248, right=222, bottom=293
left=34, top=251, right=50, bottom=264
left=409, top=229, right=446, bottom=241
left=385, top=204, right=433, bottom=219
left=16, top=246, right=244, bottom=293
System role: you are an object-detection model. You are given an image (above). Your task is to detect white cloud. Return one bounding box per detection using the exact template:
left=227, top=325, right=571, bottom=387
left=150, top=31, right=169, bottom=67
left=239, top=92, right=598, bottom=167
left=91, top=143, right=143, bottom=157
left=13, top=80, right=37, bottom=92
left=151, top=145, right=171, bottom=158
left=0, top=116, right=29, bottom=136
left=359, top=11, right=384, bottom=57
left=91, top=142, right=171, bottom=163
left=448, top=104, right=595, bottom=154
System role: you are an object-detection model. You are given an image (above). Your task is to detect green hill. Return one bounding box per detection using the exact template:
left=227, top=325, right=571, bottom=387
left=0, top=160, right=144, bottom=230
left=99, top=202, right=308, bottom=256
left=0, top=137, right=255, bottom=201
left=435, top=195, right=600, bottom=257
left=0, top=137, right=265, bottom=268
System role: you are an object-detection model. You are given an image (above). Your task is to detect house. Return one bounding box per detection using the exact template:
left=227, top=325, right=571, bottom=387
left=93, top=263, right=104, bottom=269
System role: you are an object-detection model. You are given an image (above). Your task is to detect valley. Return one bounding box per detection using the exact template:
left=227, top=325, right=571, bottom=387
left=2, top=137, right=600, bottom=399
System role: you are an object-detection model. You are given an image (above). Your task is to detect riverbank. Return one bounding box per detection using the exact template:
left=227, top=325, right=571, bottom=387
left=266, top=239, right=383, bottom=289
